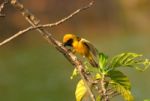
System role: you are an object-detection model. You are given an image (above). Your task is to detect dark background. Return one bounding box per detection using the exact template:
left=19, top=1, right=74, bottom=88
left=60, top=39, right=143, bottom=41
left=0, top=0, right=150, bottom=101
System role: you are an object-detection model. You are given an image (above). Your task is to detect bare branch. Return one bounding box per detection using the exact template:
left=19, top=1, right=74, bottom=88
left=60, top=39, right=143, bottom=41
left=42, top=0, right=95, bottom=28
left=0, top=26, right=33, bottom=46
left=0, top=0, right=8, bottom=17
left=0, top=0, right=95, bottom=46
left=9, top=0, right=96, bottom=101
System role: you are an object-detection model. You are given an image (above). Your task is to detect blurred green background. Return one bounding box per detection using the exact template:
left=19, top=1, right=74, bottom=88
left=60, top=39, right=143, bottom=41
left=0, top=0, right=150, bottom=101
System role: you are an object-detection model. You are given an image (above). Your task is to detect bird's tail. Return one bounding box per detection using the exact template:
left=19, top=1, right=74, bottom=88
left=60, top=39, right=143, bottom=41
left=88, top=53, right=99, bottom=67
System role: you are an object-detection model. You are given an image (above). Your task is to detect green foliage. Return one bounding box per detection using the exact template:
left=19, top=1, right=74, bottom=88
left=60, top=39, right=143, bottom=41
left=108, top=70, right=133, bottom=101
left=75, top=80, right=87, bottom=101
left=98, top=53, right=108, bottom=70
left=95, top=73, right=101, bottom=79
left=106, top=52, right=149, bottom=101
left=72, top=52, right=150, bottom=101
left=108, top=53, right=150, bottom=71
left=70, top=68, right=78, bottom=79
left=108, top=70, right=131, bottom=90
left=113, top=84, right=133, bottom=101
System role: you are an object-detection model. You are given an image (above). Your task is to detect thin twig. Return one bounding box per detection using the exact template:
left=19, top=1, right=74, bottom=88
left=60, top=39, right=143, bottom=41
left=0, top=26, right=33, bottom=46
left=10, top=0, right=96, bottom=101
left=0, top=0, right=95, bottom=47
left=100, top=74, right=109, bottom=101
left=42, top=0, right=95, bottom=28
left=0, top=0, right=8, bottom=17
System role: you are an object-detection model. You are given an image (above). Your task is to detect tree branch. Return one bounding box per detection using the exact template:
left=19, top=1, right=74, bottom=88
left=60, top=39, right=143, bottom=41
left=0, top=26, right=33, bottom=46
left=100, top=74, right=109, bottom=101
left=0, top=0, right=95, bottom=47
left=9, top=0, right=96, bottom=101
left=0, top=0, right=8, bottom=17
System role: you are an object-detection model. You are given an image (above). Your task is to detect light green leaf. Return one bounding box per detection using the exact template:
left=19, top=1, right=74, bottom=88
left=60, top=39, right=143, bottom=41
left=99, top=53, right=108, bottom=69
left=95, top=73, right=101, bottom=79
left=113, top=84, right=134, bottom=101
left=108, top=70, right=133, bottom=101
left=109, top=52, right=150, bottom=71
left=108, top=70, right=131, bottom=90
left=75, top=80, right=87, bottom=101
left=70, top=68, right=78, bottom=80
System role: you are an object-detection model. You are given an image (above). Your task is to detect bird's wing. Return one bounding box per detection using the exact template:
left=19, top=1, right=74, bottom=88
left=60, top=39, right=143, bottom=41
left=81, top=38, right=99, bottom=58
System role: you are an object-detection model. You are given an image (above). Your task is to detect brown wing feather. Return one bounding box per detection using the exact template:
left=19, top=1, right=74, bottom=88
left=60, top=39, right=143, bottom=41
left=81, top=38, right=99, bottom=67
left=81, top=38, right=99, bottom=58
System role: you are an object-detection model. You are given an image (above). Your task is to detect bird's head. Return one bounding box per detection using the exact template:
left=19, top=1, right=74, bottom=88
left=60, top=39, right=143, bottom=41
left=63, top=34, right=77, bottom=47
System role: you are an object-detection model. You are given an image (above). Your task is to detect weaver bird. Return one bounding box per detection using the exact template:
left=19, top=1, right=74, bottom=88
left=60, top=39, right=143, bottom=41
left=63, top=34, right=99, bottom=67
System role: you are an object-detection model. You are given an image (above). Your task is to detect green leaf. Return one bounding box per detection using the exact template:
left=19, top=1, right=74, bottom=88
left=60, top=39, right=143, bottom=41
left=75, top=80, right=87, bottom=101
left=70, top=68, right=78, bottom=80
left=95, top=73, right=101, bottom=79
left=99, top=53, right=108, bottom=69
left=108, top=70, right=133, bottom=101
left=113, top=85, right=134, bottom=101
left=109, top=52, right=150, bottom=71
left=108, top=70, right=131, bottom=90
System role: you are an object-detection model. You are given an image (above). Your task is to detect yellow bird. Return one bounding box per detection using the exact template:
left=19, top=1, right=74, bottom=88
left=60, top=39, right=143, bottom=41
left=63, top=34, right=99, bottom=67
